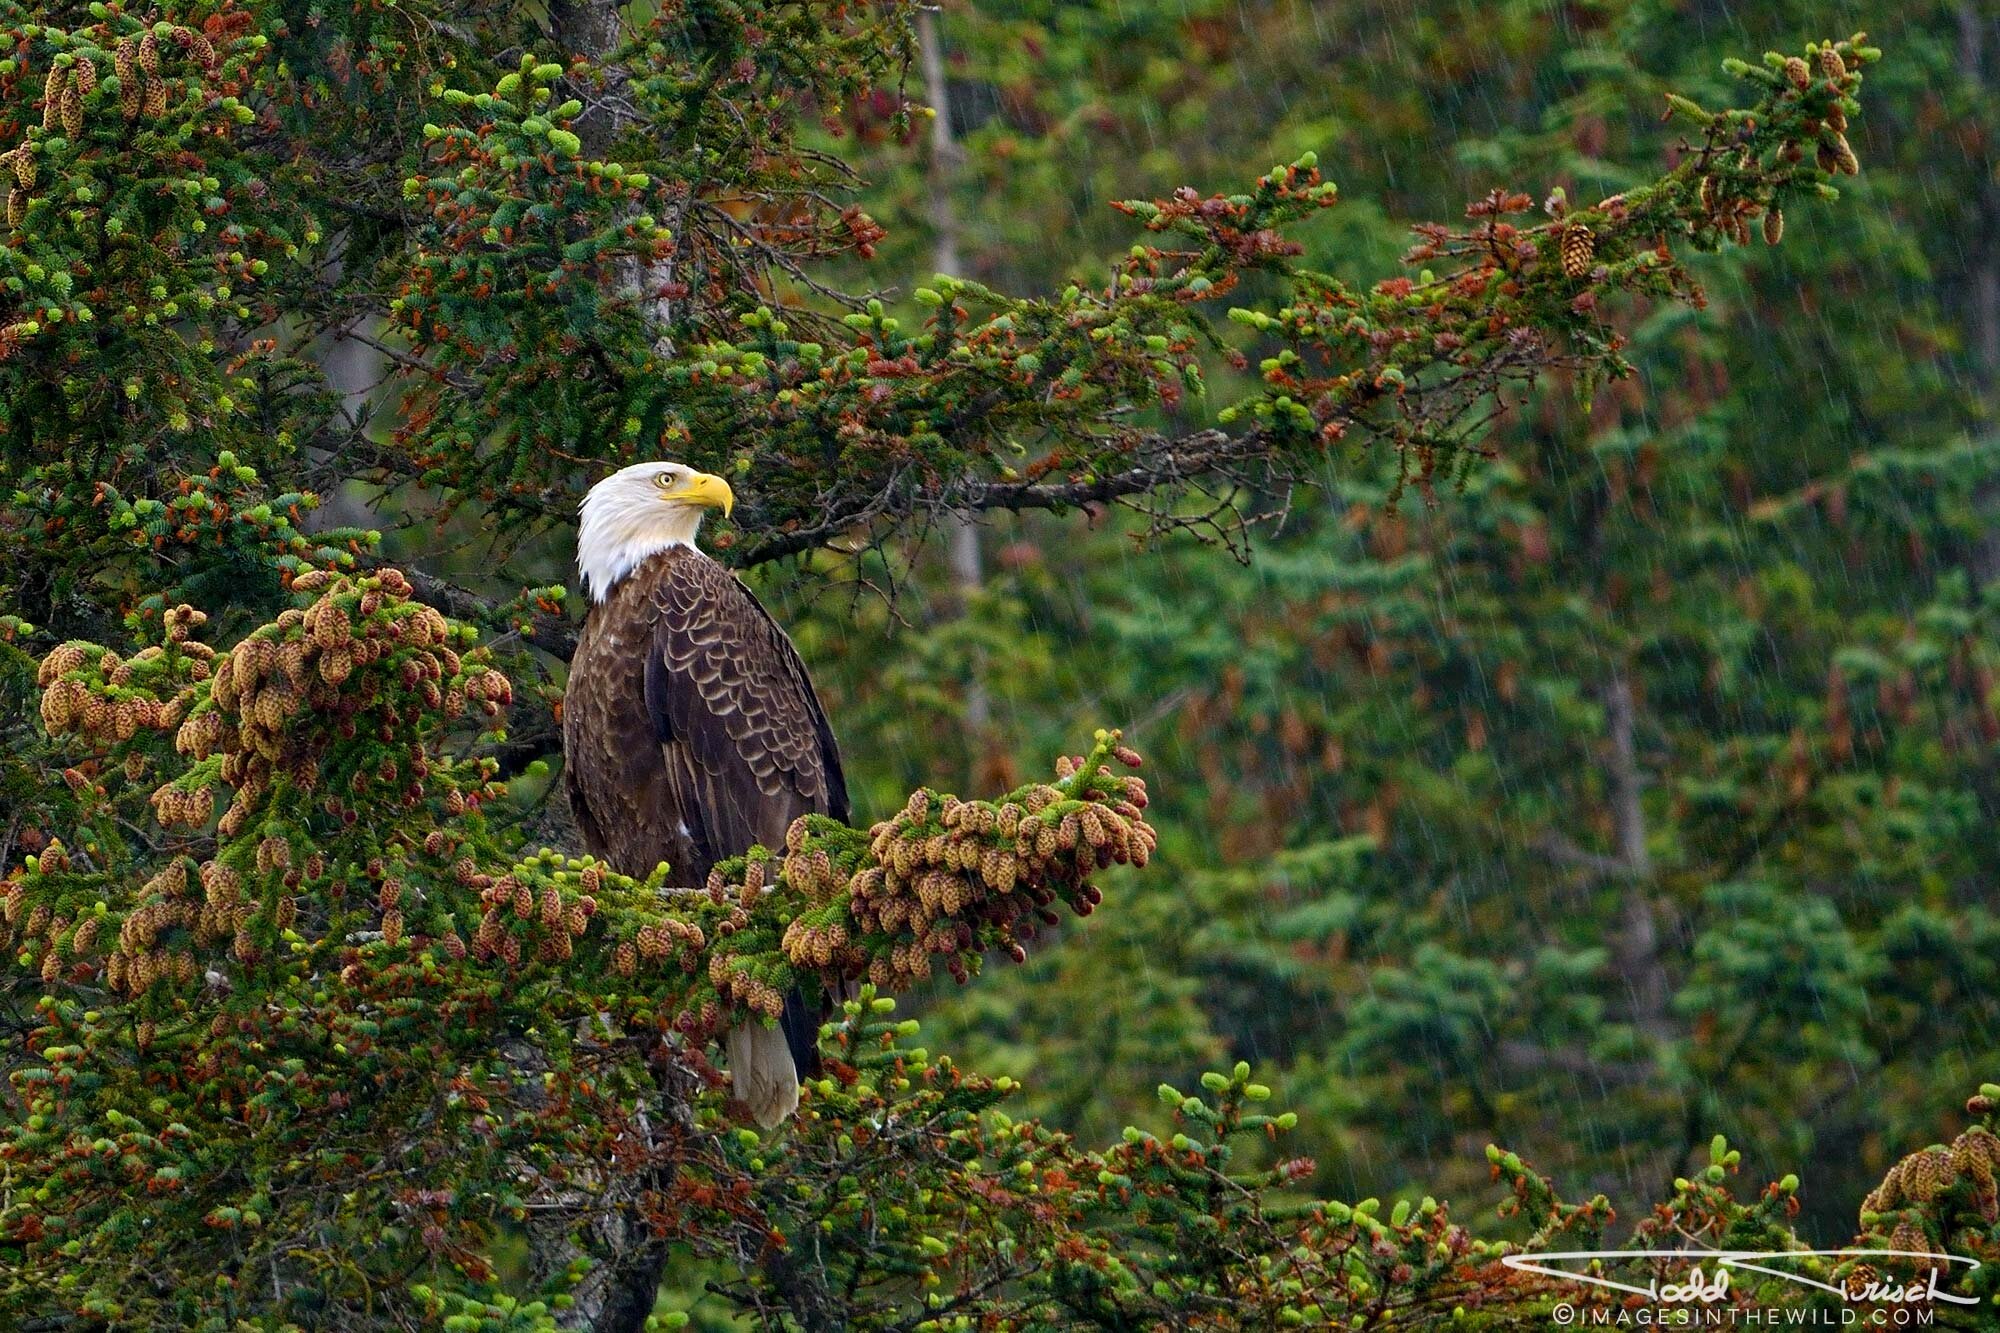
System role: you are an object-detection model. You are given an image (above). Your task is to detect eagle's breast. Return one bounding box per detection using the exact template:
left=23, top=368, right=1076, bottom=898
left=563, top=544, right=846, bottom=887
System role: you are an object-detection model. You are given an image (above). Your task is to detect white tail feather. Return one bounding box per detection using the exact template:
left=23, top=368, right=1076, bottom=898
left=727, top=1022, right=799, bottom=1128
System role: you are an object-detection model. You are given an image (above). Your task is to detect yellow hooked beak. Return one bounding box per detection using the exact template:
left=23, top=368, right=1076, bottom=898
left=667, top=471, right=735, bottom=518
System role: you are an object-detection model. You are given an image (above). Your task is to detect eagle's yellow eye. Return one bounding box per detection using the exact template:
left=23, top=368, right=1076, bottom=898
left=654, top=472, right=675, bottom=489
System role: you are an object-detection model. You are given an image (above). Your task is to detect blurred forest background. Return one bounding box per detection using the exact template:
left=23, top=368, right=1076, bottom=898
left=351, top=0, right=1995, bottom=1242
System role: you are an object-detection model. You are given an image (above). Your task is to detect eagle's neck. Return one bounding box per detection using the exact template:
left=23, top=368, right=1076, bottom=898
left=578, top=495, right=708, bottom=603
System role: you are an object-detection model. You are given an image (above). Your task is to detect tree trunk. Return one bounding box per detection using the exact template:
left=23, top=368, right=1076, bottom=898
left=1604, top=672, right=1671, bottom=1040
left=919, top=5, right=992, bottom=734
left=549, top=0, right=625, bottom=151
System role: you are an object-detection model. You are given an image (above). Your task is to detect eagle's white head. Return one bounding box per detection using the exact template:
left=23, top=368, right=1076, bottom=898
left=577, top=460, right=736, bottom=603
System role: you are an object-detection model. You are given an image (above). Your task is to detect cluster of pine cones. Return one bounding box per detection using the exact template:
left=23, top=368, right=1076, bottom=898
left=1849, top=1100, right=1999, bottom=1292
left=36, top=605, right=209, bottom=746
left=173, top=568, right=509, bottom=838
left=590, top=737, right=1156, bottom=1045
left=781, top=738, right=1155, bottom=993
left=1864, top=1127, right=2000, bottom=1222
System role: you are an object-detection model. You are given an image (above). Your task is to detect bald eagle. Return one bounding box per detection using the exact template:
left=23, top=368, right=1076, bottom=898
left=564, top=461, right=846, bottom=1127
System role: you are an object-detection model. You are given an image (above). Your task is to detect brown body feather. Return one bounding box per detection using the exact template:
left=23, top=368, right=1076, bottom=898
left=564, top=544, right=846, bottom=1121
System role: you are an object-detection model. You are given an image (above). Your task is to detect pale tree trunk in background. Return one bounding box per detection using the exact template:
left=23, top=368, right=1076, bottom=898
left=550, top=0, right=624, bottom=147
left=551, top=0, right=685, bottom=350
left=919, top=5, right=992, bottom=733
left=295, top=225, right=385, bottom=536
left=1530, top=670, right=1672, bottom=1044
left=1604, top=673, right=1671, bottom=1041
left=313, top=307, right=385, bottom=533
left=918, top=7, right=963, bottom=285
left=1549, top=484, right=1674, bottom=1049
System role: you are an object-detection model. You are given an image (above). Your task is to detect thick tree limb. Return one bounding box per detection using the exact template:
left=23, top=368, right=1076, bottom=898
left=1604, top=672, right=1672, bottom=1042
left=730, top=427, right=1256, bottom=567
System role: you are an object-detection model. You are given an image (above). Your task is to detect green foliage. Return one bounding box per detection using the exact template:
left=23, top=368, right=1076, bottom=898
left=814, top=0, right=2000, bottom=1250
